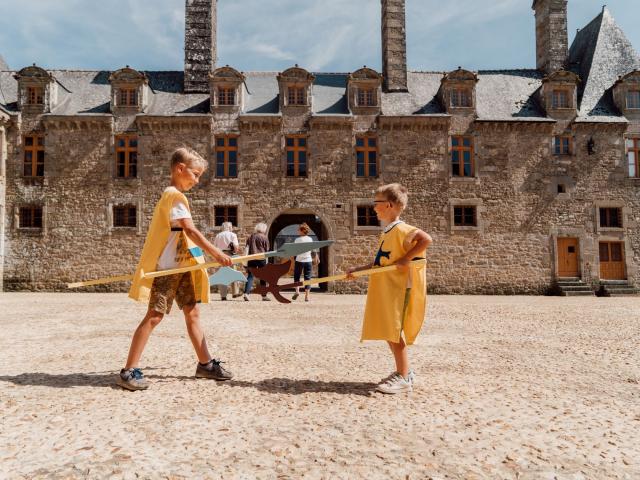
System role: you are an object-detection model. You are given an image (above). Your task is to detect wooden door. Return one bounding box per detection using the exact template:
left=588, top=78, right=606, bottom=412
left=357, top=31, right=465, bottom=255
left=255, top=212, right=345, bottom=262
left=557, top=237, right=579, bottom=277
left=599, top=242, right=626, bottom=280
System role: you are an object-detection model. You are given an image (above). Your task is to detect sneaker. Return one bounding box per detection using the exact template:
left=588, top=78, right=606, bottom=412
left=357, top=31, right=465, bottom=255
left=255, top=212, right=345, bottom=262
left=376, top=372, right=412, bottom=394
left=262, top=296, right=271, bottom=301
left=243, top=295, right=249, bottom=301
left=232, top=293, right=243, bottom=298
left=195, top=359, right=233, bottom=381
left=116, top=368, right=149, bottom=391
left=221, top=297, right=227, bottom=301
left=292, top=293, right=299, bottom=301
left=380, top=370, right=416, bottom=385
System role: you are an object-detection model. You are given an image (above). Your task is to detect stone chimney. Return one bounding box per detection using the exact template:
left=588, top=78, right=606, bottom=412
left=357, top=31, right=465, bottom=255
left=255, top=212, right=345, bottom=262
left=381, top=0, right=408, bottom=92
left=532, top=0, right=568, bottom=74
left=184, top=0, right=217, bottom=93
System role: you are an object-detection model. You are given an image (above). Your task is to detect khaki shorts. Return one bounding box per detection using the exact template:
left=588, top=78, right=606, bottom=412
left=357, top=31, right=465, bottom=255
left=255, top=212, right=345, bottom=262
left=149, top=272, right=197, bottom=314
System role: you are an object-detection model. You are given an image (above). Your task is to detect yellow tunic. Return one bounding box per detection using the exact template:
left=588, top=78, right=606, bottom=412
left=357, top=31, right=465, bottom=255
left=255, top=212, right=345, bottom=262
left=361, top=221, right=427, bottom=345
left=128, top=189, right=210, bottom=304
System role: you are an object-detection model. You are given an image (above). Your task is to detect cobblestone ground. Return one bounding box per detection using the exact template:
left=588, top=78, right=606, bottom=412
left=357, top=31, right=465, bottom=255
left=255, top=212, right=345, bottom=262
left=0, top=293, right=639, bottom=479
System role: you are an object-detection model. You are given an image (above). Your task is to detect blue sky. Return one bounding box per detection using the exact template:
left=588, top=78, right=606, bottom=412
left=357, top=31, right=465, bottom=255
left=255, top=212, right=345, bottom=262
left=0, top=0, right=638, bottom=73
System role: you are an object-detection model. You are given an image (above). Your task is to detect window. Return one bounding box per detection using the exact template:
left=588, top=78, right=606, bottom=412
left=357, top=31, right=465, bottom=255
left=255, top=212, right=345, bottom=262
left=355, top=135, right=378, bottom=178
left=26, top=86, right=44, bottom=105
left=113, top=205, right=137, bottom=228
left=285, top=136, right=307, bottom=177
left=600, top=207, right=622, bottom=228
left=554, top=136, right=571, bottom=155
left=626, top=91, right=640, bottom=109
left=357, top=88, right=376, bottom=107
left=552, top=89, right=570, bottom=109
left=215, top=135, right=238, bottom=178
left=557, top=184, right=566, bottom=194
left=287, top=87, right=305, bottom=106
left=19, top=206, right=43, bottom=229
left=453, top=206, right=477, bottom=227
left=451, top=136, right=474, bottom=177
left=356, top=206, right=379, bottom=227
left=218, top=87, right=236, bottom=106
left=115, top=135, right=138, bottom=178
left=626, top=138, right=639, bottom=178
left=23, top=135, right=45, bottom=177
left=118, top=88, right=138, bottom=107
left=451, top=88, right=472, bottom=108
left=214, top=206, right=238, bottom=227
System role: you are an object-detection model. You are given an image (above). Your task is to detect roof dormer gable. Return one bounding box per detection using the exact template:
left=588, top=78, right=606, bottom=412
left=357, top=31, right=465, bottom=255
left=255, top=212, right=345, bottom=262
left=347, top=67, right=382, bottom=114
left=439, top=67, right=478, bottom=114
left=277, top=65, right=315, bottom=111
left=209, top=66, right=245, bottom=112
left=540, top=69, right=579, bottom=118
left=613, top=70, right=640, bottom=118
left=108, top=66, right=149, bottom=113
left=14, top=64, right=57, bottom=113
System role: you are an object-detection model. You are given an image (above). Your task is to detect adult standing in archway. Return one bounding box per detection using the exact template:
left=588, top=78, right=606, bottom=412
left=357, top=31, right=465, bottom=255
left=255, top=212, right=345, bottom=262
left=292, top=223, right=317, bottom=302
left=243, top=222, right=270, bottom=301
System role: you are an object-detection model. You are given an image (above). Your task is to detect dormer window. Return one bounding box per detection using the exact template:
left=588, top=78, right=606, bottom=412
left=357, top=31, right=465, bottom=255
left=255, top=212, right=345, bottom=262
left=627, top=91, right=640, bottom=109
left=118, top=88, right=138, bottom=107
left=109, top=67, right=148, bottom=114
left=287, top=86, right=306, bottom=106
left=27, top=86, right=44, bottom=105
left=209, top=66, right=245, bottom=112
left=440, top=68, right=478, bottom=114
left=15, top=65, right=57, bottom=112
left=347, top=67, right=382, bottom=114
left=552, top=89, right=570, bottom=109
left=277, top=66, right=314, bottom=112
left=451, top=88, right=472, bottom=108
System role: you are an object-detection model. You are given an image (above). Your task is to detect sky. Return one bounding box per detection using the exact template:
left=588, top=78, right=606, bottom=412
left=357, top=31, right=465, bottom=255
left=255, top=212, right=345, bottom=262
left=0, top=0, right=638, bottom=73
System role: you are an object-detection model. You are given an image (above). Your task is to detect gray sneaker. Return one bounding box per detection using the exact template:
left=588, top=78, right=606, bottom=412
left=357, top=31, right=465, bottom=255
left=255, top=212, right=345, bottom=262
left=376, top=372, right=412, bottom=394
left=381, top=370, right=416, bottom=385
left=116, top=368, right=149, bottom=391
left=195, top=359, right=233, bottom=381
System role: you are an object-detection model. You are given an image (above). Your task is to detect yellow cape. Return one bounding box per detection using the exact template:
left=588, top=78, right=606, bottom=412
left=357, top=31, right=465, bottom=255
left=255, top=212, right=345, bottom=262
left=361, top=222, right=427, bottom=345
left=128, top=189, right=210, bottom=304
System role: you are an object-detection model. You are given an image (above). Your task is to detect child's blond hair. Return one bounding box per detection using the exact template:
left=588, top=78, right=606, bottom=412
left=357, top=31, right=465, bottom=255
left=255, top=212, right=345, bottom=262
left=376, top=183, right=408, bottom=211
left=170, top=147, right=208, bottom=170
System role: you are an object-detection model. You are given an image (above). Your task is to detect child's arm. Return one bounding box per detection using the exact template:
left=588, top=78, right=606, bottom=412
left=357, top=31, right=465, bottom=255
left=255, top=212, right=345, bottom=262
left=396, top=229, right=432, bottom=272
left=177, top=217, right=233, bottom=266
left=345, top=261, right=375, bottom=280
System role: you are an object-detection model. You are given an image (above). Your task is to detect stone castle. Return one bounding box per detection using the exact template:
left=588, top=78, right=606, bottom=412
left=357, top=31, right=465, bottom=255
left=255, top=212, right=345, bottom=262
left=1, top=0, right=639, bottom=294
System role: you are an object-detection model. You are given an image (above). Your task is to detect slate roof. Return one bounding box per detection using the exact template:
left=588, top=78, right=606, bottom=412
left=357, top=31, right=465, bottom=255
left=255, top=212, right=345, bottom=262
left=569, top=7, right=640, bottom=122
left=0, top=7, right=638, bottom=124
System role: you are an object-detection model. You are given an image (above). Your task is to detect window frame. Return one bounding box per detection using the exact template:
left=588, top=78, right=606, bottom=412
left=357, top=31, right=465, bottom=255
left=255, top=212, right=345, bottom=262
left=356, top=205, right=379, bottom=227
left=626, top=137, right=640, bottom=178
left=626, top=90, right=640, bottom=110
left=23, top=135, right=45, bottom=177
left=18, top=205, right=43, bottom=229
left=599, top=207, right=623, bottom=229
left=26, top=86, right=44, bottom=106
left=355, top=134, right=379, bottom=178
left=217, top=86, right=236, bottom=106
left=215, top=135, right=239, bottom=178
left=114, top=135, right=138, bottom=179
left=113, top=204, right=137, bottom=228
left=356, top=87, right=377, bottom=107
left=453, top=205, right=477, bottom=227
left=450, top=88, right=472, bottom=108
left=214, top=205, right=238, bottom=227
left=285, top=134, right=308, bottom=178
left=551, top=89, right=570, bottom=109
left=553, top=135, right=572, bottom=156
left=118, top=87, right=138, bottom=107
left=450, top=136, right=474, bottom=177
left=287, top=86, right=306, bottom=106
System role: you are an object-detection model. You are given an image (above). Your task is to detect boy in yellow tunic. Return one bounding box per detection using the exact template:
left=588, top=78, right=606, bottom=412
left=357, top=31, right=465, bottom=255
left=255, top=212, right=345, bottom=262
left=117, top=147, right=233, bottom=391
left=348, top=183, right=432, bottom=394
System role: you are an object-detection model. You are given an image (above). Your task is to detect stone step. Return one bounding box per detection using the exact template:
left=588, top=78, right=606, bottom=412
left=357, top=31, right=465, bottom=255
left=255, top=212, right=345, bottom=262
left=600, top=280, right=630, bottom=285
left=562, top=290, right=595, bottom=297
left=557, top=282, right=587, bottom=287
left=609, top=292, right=640, bottom=297
left=557, top=277, right=581, bottom=282
left=559, top=286, right=594, bottom=292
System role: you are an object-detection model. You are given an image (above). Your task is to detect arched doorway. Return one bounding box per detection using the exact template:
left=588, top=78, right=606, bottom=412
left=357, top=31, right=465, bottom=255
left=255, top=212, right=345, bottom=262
left=268, top=212, right=329, bottom=292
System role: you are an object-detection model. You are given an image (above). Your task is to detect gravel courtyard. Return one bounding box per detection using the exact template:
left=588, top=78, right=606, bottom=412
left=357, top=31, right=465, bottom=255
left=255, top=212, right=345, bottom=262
left=0, top=293, right=638, bottom=479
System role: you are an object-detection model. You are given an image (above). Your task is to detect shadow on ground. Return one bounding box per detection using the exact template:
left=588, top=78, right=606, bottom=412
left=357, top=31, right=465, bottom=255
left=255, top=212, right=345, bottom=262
left=0, top=372, right=376, bottom=396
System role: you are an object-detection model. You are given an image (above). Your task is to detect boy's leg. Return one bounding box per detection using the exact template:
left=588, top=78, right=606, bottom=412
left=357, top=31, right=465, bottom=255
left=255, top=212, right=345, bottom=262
left=182, top=303, right=212, bottom=363
left=124, top=307, right=165, bottom=369
left=387, top=338, right=409, bottom=378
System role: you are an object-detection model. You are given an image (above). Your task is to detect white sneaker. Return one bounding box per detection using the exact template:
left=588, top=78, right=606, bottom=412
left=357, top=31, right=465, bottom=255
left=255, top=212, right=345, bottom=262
left=380, top=370, right=416, bottom=385
left=376, top=373, right=412, bottom=394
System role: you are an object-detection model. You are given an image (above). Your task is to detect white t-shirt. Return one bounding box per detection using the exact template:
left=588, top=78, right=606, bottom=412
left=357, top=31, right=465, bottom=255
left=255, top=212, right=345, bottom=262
left=213, top=230, right=239, bottom=253
left=157, top=187, right=192, bottom=270
left=294, top=235, right=314, bottom=262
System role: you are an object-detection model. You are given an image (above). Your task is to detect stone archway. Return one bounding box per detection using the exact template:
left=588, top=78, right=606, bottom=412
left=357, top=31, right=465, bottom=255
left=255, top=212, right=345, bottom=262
left=268, top=211, right=329, bottom=292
